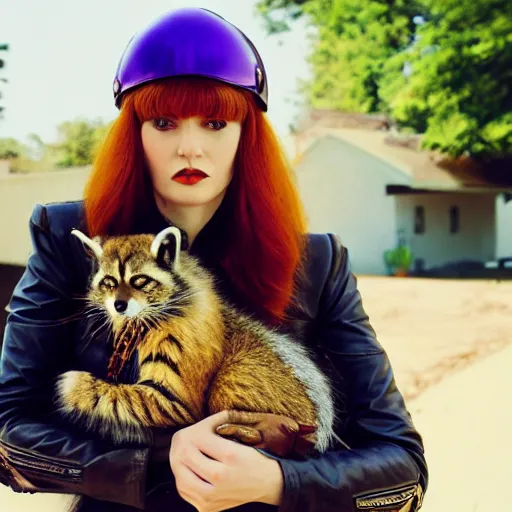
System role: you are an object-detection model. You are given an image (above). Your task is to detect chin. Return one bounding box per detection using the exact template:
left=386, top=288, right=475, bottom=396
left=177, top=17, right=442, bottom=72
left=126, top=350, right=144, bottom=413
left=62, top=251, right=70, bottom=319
left=160, top=186, right=227, bottom=208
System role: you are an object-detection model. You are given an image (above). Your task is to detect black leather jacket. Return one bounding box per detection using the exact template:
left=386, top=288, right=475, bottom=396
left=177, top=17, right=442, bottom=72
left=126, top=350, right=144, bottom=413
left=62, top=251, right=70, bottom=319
left=0, top=201, right=427, bottom=511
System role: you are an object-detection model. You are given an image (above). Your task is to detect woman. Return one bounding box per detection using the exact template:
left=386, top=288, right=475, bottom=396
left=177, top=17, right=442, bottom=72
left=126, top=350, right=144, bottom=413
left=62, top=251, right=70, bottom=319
left=0, top=7, right=427, bottom=512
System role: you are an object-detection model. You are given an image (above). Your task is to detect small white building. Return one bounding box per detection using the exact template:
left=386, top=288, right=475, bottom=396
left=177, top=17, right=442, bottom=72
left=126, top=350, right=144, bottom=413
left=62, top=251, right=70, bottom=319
left=293, top=128, right=512, bottom=275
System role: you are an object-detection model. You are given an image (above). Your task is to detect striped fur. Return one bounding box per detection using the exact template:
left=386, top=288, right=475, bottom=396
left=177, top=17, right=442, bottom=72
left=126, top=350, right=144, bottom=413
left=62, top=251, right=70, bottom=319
left=57, top=231, right=336, bottom=450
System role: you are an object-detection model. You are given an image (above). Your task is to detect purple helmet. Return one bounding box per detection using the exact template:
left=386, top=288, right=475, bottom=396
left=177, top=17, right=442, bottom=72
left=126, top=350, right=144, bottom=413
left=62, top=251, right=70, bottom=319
left=113, top=8, right=268, bottom=111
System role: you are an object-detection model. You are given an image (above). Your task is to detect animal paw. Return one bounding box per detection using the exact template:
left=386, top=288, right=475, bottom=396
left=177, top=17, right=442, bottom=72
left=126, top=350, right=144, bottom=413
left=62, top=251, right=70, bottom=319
left=215, top=410, right=317, bottom=458
left=55, top=370, right=93, bottom=414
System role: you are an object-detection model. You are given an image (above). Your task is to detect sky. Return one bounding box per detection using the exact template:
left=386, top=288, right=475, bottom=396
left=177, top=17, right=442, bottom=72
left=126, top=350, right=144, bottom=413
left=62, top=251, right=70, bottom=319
left=0, top=0, right=311, bottom=144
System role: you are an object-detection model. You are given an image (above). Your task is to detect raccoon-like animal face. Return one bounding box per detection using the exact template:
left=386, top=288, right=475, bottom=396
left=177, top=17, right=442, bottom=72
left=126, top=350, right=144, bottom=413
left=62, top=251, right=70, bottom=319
left=86, top=234, right=187, bottom=328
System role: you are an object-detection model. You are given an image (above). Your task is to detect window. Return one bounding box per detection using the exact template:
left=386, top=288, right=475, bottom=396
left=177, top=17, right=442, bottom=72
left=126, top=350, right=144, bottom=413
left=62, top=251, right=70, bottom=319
left=414, top=206, right=425, bottom=234
left=449, top=206, right=460, bottom=234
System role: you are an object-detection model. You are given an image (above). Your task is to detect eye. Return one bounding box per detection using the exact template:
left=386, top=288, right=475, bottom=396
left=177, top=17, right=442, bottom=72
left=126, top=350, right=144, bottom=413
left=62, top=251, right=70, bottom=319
left=100, top=276, right=118, bottom=290
left=152, top=118, right=176, bottom=131
left=130, top=275, right=154, bottom=290
left=205, top=120, right=227, bottom=131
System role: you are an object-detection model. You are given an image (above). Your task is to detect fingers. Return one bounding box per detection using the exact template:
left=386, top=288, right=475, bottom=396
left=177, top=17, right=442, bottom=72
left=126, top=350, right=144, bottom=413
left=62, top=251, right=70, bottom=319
left=226, top=410, right=262, bottom=426
left=298, top=424, right=317, bottom=435
left=171, top=413, right=246, bottom=464
left=215, top=424, right=263, bottom=445
left=280, top=421, right=317, bottom=436
left=174, top=461, right=214, bottom=506
left=225, top=410, right=317, bottom=435
left=200, top=410, right=231, bottom=428
left=214, top=411, right=318, bottom=457
left=193, top=428, right=243, bottom=463
left=174, top=410, right=318, bottom=464
left=179, top=443, right=225, bottom=485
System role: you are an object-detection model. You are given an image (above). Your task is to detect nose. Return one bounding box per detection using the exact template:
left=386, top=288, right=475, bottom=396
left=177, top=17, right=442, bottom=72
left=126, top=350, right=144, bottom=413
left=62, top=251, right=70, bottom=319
left=114, top=299, right=128, bottom=313
left=177, top=120, right=203, bottom=161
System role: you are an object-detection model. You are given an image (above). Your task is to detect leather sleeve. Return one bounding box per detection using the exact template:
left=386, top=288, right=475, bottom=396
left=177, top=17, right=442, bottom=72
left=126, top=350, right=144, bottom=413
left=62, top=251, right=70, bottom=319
left=277, top=234, right=428, bottom=512
left=0, top=204, right=150, bottom=509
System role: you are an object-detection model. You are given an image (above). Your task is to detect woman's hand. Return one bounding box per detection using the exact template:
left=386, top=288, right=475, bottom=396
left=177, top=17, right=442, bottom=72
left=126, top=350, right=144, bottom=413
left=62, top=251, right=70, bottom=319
left=170, top=411, right=284, bottom=512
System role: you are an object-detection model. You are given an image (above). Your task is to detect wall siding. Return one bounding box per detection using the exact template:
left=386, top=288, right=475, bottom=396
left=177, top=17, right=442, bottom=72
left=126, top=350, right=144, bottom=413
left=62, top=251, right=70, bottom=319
left=395, top=193, right=496, bottom=268
left=0, top=169, right=90, bottom=266
left=295, top=136, right=410, bottom=274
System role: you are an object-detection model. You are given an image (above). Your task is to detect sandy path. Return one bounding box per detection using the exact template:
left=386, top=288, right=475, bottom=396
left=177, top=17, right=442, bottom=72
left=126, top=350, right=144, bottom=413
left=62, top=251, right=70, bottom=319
left=357, top=276, right=512, bottom=400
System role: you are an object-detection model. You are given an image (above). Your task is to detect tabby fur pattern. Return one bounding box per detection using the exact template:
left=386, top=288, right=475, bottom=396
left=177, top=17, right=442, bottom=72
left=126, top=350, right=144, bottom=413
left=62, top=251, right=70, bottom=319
left=56, top=227, right=335, bottom=452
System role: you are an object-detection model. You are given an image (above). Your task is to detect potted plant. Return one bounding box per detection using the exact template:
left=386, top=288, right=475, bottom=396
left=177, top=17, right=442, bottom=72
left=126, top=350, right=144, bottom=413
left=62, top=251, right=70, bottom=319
left=383, top=232, right=413, bottom=276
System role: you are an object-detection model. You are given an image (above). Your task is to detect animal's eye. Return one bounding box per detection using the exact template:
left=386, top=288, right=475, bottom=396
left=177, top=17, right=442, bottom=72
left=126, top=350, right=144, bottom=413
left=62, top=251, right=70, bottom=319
left=100, top=276, right=118, bottom=290
left=130, top=275, right=154, bottom=290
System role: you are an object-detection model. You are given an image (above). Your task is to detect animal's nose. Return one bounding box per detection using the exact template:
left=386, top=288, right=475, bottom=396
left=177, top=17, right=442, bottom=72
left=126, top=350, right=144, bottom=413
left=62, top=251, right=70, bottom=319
left=114, top=300, right=128, bottom=313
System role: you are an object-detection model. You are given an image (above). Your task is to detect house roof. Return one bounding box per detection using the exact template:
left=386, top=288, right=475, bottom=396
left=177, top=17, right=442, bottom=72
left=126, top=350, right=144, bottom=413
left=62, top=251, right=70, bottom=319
left=302, top=128, right=512, bottom=193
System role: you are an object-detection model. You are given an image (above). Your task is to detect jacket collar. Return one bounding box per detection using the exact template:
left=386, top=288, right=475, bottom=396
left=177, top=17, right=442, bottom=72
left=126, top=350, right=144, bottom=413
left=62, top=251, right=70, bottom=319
left=134, top=198, right=190, bottom=252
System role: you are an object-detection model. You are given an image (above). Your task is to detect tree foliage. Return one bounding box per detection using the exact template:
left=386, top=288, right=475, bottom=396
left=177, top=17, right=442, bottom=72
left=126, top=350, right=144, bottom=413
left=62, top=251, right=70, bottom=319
left=0, top=138, right=26, bottom=159
left=258, top=0, right=425, bottom=112
left=0, top=118, right=113, bottom=172
left=257, top=0, right=512, bottom=158
left=55, top=118, right=112, bottom=167
left=381, top=0, right=512, bottom=157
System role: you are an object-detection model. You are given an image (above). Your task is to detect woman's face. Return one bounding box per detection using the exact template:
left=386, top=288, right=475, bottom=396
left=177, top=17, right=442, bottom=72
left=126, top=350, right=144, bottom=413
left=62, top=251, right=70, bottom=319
left=141, top=116, right=242, bottom=209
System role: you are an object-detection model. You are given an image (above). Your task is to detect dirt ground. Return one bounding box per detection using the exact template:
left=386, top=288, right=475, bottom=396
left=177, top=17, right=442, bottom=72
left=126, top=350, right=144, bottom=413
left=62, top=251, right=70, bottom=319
left=409, top=342, right=512, bottom=511
left=1, top=276, right=511, bottom=511
left=356, top=276, right=512, bottom=401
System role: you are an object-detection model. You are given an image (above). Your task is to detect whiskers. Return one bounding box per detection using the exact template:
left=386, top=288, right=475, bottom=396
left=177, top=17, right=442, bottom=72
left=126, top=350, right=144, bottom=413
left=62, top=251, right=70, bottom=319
left=137, top=305, right=167, bottom=332
left=64, top=288, right=196, bottom=357
left=160, top=289, right=196, bottom=317
left=84, top=312, right=113, bottom=348
left=138, top=290, right=195, bottom=330
left=43, top=295, right=111, bottom=355
left=76, top=299, right=113, bottom=354
left=49, top=296, right=105, bottom=327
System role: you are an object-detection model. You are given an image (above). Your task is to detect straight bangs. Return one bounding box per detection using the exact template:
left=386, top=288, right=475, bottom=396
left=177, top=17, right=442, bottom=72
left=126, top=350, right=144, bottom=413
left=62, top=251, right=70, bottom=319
left=86, top=76, right=308, bottom=325
left=131, top=77, right=250, bottom=124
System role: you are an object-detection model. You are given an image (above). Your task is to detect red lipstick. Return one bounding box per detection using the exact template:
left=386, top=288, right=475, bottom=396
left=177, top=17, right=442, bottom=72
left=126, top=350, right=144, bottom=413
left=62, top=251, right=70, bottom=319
left=172, top=168, right=209, bottom=186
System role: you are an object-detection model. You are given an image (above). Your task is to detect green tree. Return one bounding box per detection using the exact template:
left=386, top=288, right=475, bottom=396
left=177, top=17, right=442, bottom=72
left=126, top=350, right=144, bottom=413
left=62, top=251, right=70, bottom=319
left=257, top=0, right=425, bottom=112
left=0, top=137, right=26, bottom=159
left=2, top=135, right=61, bottom=173
left=380, top=0, right=512, bottom=158
left=56, top=118, right=112, bottom=167
left=1, top=119, right=113, bottom=172
left=258, top=0, right=512, bottom=159
left=257, top=0, right=308, bottom=34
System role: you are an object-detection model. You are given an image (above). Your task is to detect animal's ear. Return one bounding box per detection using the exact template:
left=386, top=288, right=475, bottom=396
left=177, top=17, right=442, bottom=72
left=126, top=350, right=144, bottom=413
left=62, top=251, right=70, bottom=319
left=92, top=235, right=104, bottom=246
left=71, top=229, right=103, bottom=260
left=150, top=227, right=182, bottom=270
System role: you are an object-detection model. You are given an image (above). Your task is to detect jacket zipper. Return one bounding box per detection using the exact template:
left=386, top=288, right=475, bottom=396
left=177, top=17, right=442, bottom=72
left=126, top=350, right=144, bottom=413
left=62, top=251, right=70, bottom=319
left=355, top=482, right=418, bottom=510
left=0, top=440, right=83, bottom=481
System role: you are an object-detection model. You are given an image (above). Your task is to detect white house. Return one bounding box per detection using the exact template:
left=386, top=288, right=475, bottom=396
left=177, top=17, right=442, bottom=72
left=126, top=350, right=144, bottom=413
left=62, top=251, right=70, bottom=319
left=292, top=128, right=512, bottom=275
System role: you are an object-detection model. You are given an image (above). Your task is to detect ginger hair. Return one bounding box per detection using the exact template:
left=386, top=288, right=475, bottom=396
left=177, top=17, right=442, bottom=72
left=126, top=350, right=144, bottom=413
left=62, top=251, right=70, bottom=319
left=84, top=77, right=308, bottom=324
